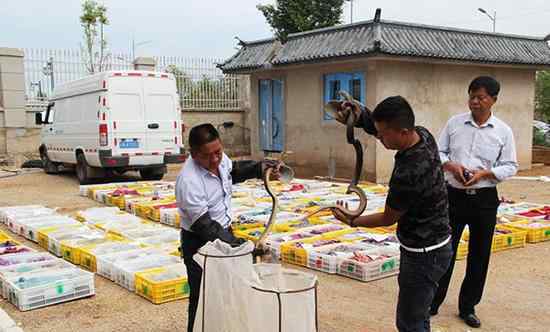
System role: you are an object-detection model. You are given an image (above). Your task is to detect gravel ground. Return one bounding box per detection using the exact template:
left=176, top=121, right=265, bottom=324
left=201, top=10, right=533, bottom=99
left=0, top=164, right=549, bottom=332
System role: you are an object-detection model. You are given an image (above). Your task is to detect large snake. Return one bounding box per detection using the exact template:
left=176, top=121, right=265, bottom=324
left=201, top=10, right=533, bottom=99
left=300, top=91, right=368, bottom=220
left=255, top=92, right=368, bottom=255
left=256, top=167, right=279, bottom=251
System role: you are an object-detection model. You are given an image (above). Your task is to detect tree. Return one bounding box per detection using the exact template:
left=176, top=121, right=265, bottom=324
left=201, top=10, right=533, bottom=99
left=80, top=0, right=109, bottom=74
left=535, top=70, right=550, bottom=123
left=257, top=0, right=345, bottom=42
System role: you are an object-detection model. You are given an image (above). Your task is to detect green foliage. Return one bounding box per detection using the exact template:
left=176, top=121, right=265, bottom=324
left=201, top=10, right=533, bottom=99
left=80, top=0, right=109, bottom=73
left=535, top=70, right=550, bottom=122
left=533, top=127, right=550, bottom=147
left=257, top=0, right=345, bottom=42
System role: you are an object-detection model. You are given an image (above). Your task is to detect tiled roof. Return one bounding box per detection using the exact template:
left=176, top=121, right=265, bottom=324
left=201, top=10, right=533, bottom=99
left=220, top=20, right=550, bottom=73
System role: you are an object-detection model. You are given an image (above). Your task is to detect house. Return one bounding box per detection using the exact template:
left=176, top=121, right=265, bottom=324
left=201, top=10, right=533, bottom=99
left=220, top=10, right=550, bottom=182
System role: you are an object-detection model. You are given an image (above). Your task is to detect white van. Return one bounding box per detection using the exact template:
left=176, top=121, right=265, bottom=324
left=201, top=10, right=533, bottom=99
left=36, top=70, right=186, bottom=184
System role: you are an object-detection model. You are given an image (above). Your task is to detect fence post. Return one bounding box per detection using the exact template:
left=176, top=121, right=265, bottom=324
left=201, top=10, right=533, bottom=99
left=133, top=57, right=156, bottom=71
left=0, top=48, right=27, bottom=158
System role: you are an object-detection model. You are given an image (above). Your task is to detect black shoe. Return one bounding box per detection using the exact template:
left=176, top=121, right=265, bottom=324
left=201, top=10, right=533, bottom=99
left=459, top=312, right=481, bottom=328
left=429, top=307, right=439, bottom=316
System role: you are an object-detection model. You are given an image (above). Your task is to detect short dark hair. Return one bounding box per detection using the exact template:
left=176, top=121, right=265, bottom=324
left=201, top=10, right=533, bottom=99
left=188, top=123, right=220, bottom=151
left=371, top=96, right=415, bottom=130
left=468, top=76, right=500, bottom=97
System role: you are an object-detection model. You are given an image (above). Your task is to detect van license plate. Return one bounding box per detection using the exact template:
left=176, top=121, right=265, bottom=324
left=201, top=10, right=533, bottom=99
left=120, top=139, right=139, bottom=149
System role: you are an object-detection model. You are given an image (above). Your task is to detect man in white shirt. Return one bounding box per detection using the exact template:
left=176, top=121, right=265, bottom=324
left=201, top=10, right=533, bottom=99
left=176, top=123, right=278, bottom=332
left=431, top=76, right=518, bottom=328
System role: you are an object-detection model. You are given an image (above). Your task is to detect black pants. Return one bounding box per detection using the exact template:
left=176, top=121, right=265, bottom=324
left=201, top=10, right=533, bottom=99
left=431, top=186, right=499, bottom=315
left=397, top=242, right=452, bottom=332
left=181, top=229, right=207, bottom=332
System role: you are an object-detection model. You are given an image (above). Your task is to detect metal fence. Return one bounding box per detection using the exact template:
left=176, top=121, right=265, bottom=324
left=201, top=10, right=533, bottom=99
left=23, top=48, right=242, bottom=111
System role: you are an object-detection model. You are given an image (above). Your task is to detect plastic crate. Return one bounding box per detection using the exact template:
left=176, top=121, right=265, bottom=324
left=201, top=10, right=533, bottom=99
left=337, top=246, right=400, bottom=282
left=79, top=242, right=141, bottom=272
left=60, top=234, right=123, bottom=265
left=0, top=259, right=73, bottom=298
left=95, top=248, right=163, bottom=281
left=22, top=217, right=81, bottom=243
left=37, top=224, right=83, bottom=249
left=135, top=263, right=189, bottom=304
left=491, top=226, right=527, bottom=253
left=306, top=243, right=377, bottom=274
left=455, top=240, right=468, bottom=260
left=112, top=255, right=181, bottom=291
left=507, top=220, right=550, bottom=243
left=5, top=267, right=95, bottom=311
left=47, top=228, right=104, bottom=257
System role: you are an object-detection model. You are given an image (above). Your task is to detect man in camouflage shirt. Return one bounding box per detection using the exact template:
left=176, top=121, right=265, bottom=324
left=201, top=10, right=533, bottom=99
left=332, top=96, right=452, bottom=332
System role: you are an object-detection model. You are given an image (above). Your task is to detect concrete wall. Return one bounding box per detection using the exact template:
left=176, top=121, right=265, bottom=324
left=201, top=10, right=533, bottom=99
left=249, top=60, right=378, bottom=180
left=182, top=110, right=250, bottom=157
left=372, top=60, right=535, bottom=182
left=247, top=58, right=536, bottom=182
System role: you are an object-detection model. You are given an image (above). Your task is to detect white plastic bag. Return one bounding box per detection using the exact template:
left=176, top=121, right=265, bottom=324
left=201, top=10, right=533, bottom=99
left=193, top=240, right=318, bottom=332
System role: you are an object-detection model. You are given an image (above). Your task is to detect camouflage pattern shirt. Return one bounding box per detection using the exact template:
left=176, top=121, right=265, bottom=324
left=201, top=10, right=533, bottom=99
left=386, top=126, right=451, bottom=248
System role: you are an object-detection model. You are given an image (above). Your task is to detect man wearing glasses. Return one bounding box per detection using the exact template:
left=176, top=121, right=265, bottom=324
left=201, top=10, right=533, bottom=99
left=176, top=123, right=279, bottom=332
left=431, top=76, right=518, bottom=328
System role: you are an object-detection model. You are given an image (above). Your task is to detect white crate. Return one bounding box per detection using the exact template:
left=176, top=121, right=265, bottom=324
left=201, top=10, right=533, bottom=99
left=23, top=218, right=81, bottom=242
left=0, top=259, right=73, bottom=298
left=337, top=246, right=400, bottom=282
left=112, top=255, right=181, bottom=291
left=0, top=206, right=55, bottom=226
left=8, top=213, right=63, bottom=235
left=306, top=243, right=376, bottom=274
left=5, top=267, right=95, bottom=311
left=137, top=231, right=179, bottom=247
left=0, top=252, right=57, bottom=271
left=95, top=248, right=162, bottom=281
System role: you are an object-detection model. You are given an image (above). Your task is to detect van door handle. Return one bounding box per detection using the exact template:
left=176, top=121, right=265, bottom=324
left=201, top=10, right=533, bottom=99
left=148, top=123, right=159, bottom=129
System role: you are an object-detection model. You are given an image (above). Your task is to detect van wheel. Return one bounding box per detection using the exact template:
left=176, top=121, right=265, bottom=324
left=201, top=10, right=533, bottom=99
left=140, top=168, right=164, bottom=181
left=76, top=154, right=92, bottom=185
left=41, top=150, right=59, bottom=174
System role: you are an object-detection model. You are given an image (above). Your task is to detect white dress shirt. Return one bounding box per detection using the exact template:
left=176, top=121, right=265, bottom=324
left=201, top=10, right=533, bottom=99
left=438, top=112, right=518, bottom=189
left=175, top=153, right=233, bottom=231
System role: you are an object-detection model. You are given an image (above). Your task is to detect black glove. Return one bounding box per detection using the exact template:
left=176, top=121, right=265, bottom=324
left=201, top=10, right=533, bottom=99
left=190, top=212, right=246, bottom=248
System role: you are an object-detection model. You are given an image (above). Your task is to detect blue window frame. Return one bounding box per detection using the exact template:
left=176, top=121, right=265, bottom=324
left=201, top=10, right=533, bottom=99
left=323, top=72, right=365, bottom=121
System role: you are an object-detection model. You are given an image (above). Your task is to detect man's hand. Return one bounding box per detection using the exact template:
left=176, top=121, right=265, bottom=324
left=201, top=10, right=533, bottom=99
left=331, top=200, right=356, bottom=226
left=443, top=161, right=468, bottom=184
left=262, top=159, right=282, bottom=180
left=464, top=169, right=492, bottom=187
left=331, top=101, right=362, bottom=126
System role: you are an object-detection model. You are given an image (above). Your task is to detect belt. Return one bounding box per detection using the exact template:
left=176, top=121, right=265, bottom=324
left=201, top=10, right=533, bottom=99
left=448, top=186, right=495, bottom=196
left=399, top=236, right=451, bottom=253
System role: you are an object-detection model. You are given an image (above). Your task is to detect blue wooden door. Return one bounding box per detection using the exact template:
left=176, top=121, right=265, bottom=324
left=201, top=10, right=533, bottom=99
left=259, top=79, right=272, bottom=151
left=258, top=79, right=284, bottom=152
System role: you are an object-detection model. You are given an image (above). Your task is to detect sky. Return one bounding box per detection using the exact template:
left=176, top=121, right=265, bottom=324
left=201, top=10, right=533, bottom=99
left=1, top=0, right=550, bottom=60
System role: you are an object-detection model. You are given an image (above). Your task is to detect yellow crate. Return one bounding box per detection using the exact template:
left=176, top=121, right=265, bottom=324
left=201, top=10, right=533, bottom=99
left=37, top=224, right=83, bottom=250
left=491, top=225, right=527, bottom=253
left=135, top=265, right=189, bottom=304
left=504, top=221, right=550, bottom=243
left=79, top=241, right=136, bottom=272
left=0, top=229, right=12, bottom=240
left=61, top=234, right=123, bottom=265
left=497, top=214, right=530, bottom=225
left=455, top=240, right=468, bottom=260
